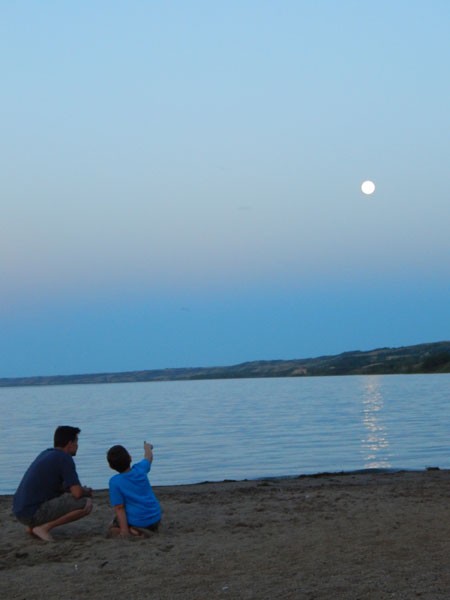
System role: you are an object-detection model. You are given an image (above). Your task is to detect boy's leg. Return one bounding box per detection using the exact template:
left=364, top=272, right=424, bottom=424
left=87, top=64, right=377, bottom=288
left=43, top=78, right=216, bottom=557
left=106, top=522, right=122, bottom=538
left=130, top=521, right=160, bottom=537
left=106, top=524, right=143, bottom=538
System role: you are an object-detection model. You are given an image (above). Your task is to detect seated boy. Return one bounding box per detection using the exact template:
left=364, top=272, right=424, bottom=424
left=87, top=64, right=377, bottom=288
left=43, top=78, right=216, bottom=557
left=107, top=441, right=161, bottom=538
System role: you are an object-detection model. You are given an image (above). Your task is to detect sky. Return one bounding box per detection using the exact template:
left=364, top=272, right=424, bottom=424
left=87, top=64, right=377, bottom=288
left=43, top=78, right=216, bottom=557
left=1, top=1, right=449, bottom=378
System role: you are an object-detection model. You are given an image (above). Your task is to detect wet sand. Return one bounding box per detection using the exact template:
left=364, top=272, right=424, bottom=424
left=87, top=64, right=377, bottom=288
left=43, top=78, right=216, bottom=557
left=1, top=470, right=450, bottom=599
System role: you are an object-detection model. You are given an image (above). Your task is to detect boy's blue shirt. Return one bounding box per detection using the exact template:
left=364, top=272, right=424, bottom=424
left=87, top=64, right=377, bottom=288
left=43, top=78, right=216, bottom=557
left=108, top=458, right=161, bottom=527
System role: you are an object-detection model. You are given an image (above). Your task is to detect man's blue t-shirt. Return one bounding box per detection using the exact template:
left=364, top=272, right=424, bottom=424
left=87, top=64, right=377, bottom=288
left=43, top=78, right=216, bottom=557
left=109, top=458, right=161, bottom=527
left=13, top=448, right=81, bottom=519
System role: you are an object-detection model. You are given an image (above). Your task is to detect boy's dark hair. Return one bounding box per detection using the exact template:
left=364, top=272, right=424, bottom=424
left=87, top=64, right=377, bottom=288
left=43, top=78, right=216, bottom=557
left=54, top=426, right=81, bottom=448
left=107, top=445, right=131, bottom=473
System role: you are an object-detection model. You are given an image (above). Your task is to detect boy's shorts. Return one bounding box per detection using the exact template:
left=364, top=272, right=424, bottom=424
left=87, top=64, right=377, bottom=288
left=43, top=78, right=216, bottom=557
left=17, top=493, right=88, bottom=527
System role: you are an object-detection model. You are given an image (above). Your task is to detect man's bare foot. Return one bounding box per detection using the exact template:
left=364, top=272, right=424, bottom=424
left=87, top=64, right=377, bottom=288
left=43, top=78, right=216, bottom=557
left=129, top=527, right=143, bottom=537
left=26, top=527, right=40, bottom=539
left=31, top=526, right=55, bottom=542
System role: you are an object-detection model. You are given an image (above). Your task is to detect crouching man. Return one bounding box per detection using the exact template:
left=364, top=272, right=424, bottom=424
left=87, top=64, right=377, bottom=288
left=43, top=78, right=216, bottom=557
left=13, top=425, right=93, bottom=541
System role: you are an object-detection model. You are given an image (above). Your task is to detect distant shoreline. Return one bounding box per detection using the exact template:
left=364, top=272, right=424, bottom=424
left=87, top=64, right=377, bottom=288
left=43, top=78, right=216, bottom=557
left=1, top=341, right=449, bottom=388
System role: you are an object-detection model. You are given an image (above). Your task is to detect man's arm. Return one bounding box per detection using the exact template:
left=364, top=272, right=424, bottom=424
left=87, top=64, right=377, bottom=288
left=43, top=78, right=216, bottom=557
left=69, top=484, right=93, bottom=499
left=62, top=453, right=92, bottom=498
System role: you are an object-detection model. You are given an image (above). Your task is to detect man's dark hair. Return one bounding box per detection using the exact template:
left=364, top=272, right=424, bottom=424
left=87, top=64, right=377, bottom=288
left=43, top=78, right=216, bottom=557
left=107, top=445, right=131, bottom=473
left=54, top=426, right=81, bottom=448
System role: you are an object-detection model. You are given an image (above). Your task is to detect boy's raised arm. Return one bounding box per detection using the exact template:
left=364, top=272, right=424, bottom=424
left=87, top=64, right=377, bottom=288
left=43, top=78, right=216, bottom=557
left=144, top=441, right=154, bottom=463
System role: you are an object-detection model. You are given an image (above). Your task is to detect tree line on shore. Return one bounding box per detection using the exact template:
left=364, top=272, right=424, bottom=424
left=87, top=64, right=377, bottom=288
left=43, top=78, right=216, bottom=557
left=1, top=341, right=449, bottom=388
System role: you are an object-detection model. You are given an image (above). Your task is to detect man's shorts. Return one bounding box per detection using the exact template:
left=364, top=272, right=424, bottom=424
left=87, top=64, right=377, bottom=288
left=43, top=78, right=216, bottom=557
left=18, top=494, right=88, bottom=527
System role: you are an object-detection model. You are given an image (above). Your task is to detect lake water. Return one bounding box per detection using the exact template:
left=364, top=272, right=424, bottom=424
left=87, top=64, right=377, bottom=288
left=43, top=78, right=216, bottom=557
left=1, top=374, right=449, bottom=494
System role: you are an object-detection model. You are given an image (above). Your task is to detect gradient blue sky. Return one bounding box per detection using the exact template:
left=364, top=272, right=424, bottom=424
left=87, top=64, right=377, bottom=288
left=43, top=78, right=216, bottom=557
left=1, top=1, right=449, bottom=377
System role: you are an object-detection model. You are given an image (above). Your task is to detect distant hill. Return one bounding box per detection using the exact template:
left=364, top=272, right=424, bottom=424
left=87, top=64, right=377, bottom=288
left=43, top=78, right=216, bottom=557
left=1, top=341, right=449, bottom=388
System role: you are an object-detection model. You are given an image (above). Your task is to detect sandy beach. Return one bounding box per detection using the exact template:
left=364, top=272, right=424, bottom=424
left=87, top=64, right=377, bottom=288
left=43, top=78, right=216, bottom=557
left=1, top=470, right=450, bottom=599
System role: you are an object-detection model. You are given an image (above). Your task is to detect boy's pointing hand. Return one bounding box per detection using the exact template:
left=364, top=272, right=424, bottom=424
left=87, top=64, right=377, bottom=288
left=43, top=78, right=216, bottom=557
left=144, top=441, right=154, bottom=462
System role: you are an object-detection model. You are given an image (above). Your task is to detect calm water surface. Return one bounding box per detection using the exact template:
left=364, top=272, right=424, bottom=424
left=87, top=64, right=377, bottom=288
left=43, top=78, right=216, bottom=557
left=1, top=374, right=449, bottom=494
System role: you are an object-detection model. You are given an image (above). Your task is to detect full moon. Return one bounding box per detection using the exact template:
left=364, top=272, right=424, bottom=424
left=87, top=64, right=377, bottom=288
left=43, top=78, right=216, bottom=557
left=361, top=180, right=376, bottom=195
